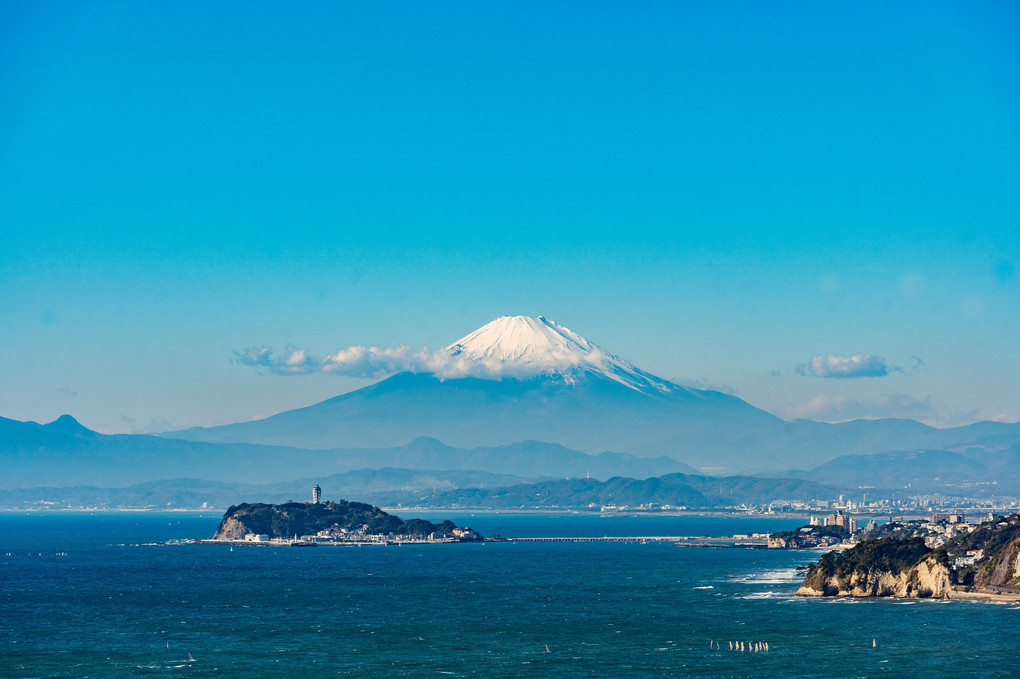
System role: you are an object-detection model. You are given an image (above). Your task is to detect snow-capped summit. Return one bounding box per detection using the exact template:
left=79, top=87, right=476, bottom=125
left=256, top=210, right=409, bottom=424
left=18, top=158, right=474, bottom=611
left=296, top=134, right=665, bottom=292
left=444, top=315, right=678, bottom=394
left=446, top=316, right=598, bottom=365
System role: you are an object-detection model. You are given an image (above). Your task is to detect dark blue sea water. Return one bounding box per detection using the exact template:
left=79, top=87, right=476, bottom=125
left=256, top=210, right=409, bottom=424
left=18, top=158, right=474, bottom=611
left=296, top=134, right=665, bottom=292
left=2, top=512, right=1017, bottom=677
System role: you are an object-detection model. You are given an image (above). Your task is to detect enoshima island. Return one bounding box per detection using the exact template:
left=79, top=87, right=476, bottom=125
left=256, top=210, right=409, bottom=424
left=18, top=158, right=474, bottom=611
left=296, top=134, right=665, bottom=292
left=206, top=484, right=482, bottom=546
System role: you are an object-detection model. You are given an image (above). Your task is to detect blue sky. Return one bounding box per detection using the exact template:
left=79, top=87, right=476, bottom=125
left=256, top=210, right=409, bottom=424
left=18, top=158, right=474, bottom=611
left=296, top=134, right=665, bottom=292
left=1, top=1, right=1018, bottom=433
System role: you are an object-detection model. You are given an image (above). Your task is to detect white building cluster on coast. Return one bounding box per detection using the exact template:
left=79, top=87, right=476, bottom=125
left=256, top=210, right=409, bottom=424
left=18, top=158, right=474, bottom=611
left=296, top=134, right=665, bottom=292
left=240, top=524, right=482, bottom=546
left=587, top=489, right=1019, bottom=518
left=767, top=506, right=1007, bottom=569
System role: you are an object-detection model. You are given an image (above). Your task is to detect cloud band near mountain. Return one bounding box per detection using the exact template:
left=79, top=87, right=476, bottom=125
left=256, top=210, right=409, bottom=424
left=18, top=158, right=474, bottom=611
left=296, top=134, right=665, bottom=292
left=233, top=344, right=599, bottom=380
left=781, top=392, right=976, bottom=427
left=797, top=353, right=901, bottom=379
left=234, top=344, right=419, bottom=378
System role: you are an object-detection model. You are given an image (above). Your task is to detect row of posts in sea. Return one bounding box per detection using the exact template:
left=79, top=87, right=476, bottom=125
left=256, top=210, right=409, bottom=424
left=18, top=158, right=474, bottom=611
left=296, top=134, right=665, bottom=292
left=711, top=640, right=769, bottom=653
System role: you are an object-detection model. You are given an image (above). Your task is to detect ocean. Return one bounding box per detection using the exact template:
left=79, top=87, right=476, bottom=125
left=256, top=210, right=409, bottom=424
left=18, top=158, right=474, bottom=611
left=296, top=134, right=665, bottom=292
left=1, top=512, right=1017, bottom=677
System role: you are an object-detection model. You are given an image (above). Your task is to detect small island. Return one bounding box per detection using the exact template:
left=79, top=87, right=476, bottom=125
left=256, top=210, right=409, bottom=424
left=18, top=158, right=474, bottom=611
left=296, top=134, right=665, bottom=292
left=211, top=495, right=482, bottom=545
left=795, top=513, right=1020, bottom=600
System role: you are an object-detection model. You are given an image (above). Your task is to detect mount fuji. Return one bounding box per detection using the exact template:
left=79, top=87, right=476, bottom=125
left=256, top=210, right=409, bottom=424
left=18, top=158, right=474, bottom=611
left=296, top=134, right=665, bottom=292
left=165, top=316, right=1020, bottom=473
left=440, top=315, right=678, bottom=393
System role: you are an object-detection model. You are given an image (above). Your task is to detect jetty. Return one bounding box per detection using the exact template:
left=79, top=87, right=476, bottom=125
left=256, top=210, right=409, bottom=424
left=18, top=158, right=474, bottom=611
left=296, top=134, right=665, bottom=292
left=194, top=534, right=768, bottom=547
left=508, top=535, right=768, bottom=546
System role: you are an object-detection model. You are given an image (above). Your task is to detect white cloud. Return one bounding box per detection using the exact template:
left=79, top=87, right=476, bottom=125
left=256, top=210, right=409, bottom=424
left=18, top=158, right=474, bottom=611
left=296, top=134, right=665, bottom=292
left=234, top=346, right=273, bottom=367
left=781, top=393, right=978, bottom=427
left=234, top=343, right=576, bottom=380
left=234, top=345, right=318, bottom=375
left=235, top=338, right=646, bottom=385
left=322, top=345, right=417, bottom=379
left=796, top=353, right=900, bottom=379
left=277, top=345, right=316, bottom=374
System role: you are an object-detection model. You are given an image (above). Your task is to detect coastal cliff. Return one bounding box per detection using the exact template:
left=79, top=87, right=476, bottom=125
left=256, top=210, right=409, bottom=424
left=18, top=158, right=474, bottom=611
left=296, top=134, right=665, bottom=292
left=796, top=514, right=1020, bottom=599
left=213, top=499, right=457, bottom=540
left=796, top=539, right=952, bottom=598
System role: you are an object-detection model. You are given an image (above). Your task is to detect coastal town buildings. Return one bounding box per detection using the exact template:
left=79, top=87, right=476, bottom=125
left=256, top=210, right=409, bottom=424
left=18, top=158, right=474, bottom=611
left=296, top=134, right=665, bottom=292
left=824, top=512, right=857, bottom=533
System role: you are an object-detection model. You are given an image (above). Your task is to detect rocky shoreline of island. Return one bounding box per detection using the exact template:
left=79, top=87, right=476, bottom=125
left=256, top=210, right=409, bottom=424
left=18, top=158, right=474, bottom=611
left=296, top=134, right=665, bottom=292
left=210, top=498, right=484, bottom=545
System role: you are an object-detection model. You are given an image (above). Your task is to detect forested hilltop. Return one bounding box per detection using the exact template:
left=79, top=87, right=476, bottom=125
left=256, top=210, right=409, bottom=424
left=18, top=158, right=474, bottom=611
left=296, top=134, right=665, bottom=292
left=213, top=500, right=457, bottom=540
left=797, top=514, right=1020, bottom=599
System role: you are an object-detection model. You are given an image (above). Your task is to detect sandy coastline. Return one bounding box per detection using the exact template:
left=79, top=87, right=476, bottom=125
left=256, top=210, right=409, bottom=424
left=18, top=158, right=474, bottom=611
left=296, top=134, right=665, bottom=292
left=949, top=587, right=1020, bottom=602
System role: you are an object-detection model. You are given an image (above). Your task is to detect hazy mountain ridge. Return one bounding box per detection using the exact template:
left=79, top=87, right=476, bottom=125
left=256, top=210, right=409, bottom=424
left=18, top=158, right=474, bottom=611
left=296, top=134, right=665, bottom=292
left=0, top=467, right=534, bottom=510
left=365, top=472, right=848, bottom=510
left=0, top=469, right=849, bottom=511
left=791, top=445, right=1020, bottom=495
left=9, top=412, right=1018, bottom=509
left=164, top=370, right=788, bottom=466
left=164, top=371, right=1020, bottom=472
left=0, top=415, right=692, bottom=489
left=7, top=316, right=1020, bottom=490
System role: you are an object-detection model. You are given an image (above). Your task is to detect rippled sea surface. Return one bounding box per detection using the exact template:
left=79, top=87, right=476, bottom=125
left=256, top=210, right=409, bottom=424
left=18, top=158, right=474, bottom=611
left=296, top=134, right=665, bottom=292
left=2, top=512, right=1017, bottom=677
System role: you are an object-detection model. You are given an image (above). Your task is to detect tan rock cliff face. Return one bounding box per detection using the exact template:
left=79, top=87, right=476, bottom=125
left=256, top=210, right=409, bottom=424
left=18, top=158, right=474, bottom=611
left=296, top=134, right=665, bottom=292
left=985, top=537, right=1020, bottom=588
left=912, top=558, right=954, bottom=597
left=213, top=516, right=247, bottom=540
left=795, top=557, right=953, bottom=599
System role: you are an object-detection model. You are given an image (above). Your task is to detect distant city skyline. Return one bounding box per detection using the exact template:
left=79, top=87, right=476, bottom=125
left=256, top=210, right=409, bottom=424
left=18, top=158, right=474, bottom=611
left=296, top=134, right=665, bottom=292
left=1, top=2, right=1018, bottom=433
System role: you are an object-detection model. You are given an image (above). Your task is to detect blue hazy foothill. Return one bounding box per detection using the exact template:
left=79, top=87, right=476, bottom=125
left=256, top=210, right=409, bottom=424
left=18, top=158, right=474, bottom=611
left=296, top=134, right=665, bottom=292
left=165, top=369, right=1020, bottom=473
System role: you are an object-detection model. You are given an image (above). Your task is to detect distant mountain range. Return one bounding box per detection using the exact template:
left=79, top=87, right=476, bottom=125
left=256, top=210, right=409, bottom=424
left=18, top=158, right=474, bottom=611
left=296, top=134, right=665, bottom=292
left=0, top=469, right=849, bottom=511
left=0, top=414, right=692, bottom=489
left=372, top=472, right=851, bottom=511
left=5, top=316, right=1019, bottom=505
left=164, top=371, right=1020, bottom=474
left=789, top=446, right=1020, bottom=496
left=4, top=412, right=1016, bottom=509
left=0, top=467, right=535, bottom=510
left=163, top=316, right=1020, bottom=473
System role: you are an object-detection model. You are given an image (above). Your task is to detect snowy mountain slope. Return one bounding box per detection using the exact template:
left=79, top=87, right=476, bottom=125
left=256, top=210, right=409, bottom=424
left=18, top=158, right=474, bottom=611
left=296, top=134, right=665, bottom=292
left=443, top=315, right=676, bottom=394
left=166, top=370, right=776, bottom=462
